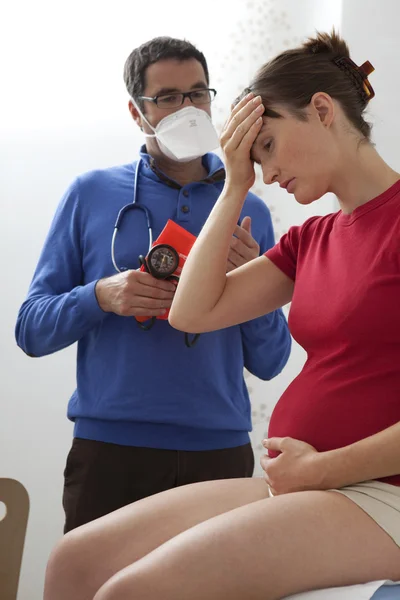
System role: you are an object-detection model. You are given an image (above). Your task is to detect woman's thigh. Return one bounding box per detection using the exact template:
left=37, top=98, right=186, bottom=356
left=94, top=490, right=400, bottom=600
left=44, top=476, right=269, bottom=600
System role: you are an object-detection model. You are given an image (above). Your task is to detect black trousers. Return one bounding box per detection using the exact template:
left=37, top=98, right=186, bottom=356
left=63, top=437, right=254, bottom=533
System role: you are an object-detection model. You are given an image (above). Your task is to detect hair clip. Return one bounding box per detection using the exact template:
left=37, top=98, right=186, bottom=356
left=359, top=61, right=374, bottom=78
left=333, top=56, right=375, bottom=102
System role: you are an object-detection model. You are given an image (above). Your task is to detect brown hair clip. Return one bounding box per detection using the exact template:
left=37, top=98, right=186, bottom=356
left=333, top=56, right=375, bottom=102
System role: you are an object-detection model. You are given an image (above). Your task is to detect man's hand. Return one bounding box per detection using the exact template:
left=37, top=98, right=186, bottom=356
left=260, top=437, right=325, bottom=496
left=227, top=216, right=260, bottom=272
left=95, top=270, right=176, bottom=317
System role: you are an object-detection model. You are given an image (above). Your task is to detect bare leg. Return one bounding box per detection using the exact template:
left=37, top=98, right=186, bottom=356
left=93, top=490, right=400, bottom=600
left=44, top=477, right=269, bottom=600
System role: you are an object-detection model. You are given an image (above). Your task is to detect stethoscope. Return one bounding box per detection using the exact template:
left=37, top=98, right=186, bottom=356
left=111, top=158, right=152, bottom=272
left=110, top=158, right=200, bottom=347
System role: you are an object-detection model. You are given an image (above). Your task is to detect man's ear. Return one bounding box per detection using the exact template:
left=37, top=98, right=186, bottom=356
left=310, top=92, right=335, bottom=129
left=128, top=100, right=143, bottom=130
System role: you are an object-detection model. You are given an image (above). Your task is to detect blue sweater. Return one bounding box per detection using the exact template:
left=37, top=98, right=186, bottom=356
left=15, top=148, right=291, bottom=450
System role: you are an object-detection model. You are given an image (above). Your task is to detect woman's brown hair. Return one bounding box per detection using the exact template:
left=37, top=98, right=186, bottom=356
left=242, top=30, right=374, bottom=139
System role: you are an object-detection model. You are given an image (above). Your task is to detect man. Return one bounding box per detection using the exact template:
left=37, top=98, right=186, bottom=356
left=15, top=37, right=291, bottom=533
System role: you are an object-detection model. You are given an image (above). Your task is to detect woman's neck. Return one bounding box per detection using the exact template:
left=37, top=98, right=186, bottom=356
left=332, top=142, right=400, bottom=214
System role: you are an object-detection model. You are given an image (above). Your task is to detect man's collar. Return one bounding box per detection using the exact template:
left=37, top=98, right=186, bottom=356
left=138, top=145, right=225, bottom=188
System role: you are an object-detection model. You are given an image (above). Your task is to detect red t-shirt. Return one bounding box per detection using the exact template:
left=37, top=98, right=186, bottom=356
left=265, top=180, right=400, bottom=486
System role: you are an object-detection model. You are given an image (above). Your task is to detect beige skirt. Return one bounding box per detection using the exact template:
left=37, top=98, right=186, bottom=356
left=333, top=480, right=400, bottom=547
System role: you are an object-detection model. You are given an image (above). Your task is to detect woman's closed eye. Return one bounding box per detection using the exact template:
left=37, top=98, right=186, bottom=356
left=264, top=139, right=274, bottom=152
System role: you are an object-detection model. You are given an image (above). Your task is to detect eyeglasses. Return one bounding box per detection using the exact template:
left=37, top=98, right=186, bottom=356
left=138, top=88, right=217, bottom=109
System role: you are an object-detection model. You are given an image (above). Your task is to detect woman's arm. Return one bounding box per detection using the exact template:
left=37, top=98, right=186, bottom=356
left=169, top=93, right=294, bottom=333
left=170, top=254, right=293, bottom=333
left=321, top=421, right=400, bottom=488
left=261, top=423, right=400, bottom=495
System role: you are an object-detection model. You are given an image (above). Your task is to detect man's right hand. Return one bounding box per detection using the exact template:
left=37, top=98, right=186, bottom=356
left=95, top=270, right=176, bottom=317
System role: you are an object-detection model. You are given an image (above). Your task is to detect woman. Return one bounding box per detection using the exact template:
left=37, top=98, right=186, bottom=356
left=44, top=31, right=400, bottom=600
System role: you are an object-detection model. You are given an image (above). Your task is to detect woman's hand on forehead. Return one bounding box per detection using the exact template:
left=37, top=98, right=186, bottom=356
left=220, top=93, right=265, bottom=191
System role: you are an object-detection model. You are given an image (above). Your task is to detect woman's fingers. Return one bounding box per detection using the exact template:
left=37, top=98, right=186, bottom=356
left=223, top=91, right=254, bottom=130
left=221, top=93, right=256, bottom=138
left=222, top=95, right=259, bottom=142
left=235, top=114, right=264, bottom=153
left=225, top=114, right=263, bottom=158
left=221, top=95, right=264, bottom=149
left=220, top=92, right=264, bottom=190
left=227, top=107, right=264, bottom=150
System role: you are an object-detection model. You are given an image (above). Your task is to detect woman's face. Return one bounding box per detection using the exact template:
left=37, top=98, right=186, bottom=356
left=250, top=97, right=339, bottom=205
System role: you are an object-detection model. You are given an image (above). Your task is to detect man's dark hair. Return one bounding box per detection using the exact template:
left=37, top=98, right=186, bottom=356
left=123, top=37, right=209, bottom=111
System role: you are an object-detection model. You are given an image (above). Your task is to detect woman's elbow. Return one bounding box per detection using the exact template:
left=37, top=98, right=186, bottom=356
left=168, top=309, right=202, bottom=333
left=168, top=304, right=212, bottom=333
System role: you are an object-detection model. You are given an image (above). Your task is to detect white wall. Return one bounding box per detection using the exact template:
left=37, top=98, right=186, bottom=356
left=341, top=0, right=400, bottom=161
left=3, top=1, right=399, bottom=598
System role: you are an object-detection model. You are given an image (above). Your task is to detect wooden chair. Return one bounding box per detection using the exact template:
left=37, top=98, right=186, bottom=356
left=0, top=479, right=29, bottom=600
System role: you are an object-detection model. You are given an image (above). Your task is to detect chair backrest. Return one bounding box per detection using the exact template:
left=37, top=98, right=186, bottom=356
left=0, top=479, right=30, bottom=600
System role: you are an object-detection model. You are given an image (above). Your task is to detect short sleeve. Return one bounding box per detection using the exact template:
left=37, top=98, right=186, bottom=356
left=264, top=225, right=302, bottom=281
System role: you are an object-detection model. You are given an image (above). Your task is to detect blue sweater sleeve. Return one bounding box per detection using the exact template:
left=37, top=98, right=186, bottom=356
left=15, top=179, right=106, bottom=357
left=240, top=201, right=291, bottom=380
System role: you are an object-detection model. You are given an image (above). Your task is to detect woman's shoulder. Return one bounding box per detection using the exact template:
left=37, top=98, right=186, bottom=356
left=286, top=212, right=339, bottom=245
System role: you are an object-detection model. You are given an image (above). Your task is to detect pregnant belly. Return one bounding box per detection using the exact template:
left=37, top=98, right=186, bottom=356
left=267, top=372, right=400, bottom=456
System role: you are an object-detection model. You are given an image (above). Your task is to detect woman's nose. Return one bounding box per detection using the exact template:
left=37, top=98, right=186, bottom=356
left=262, top=165, right=279, bottom=185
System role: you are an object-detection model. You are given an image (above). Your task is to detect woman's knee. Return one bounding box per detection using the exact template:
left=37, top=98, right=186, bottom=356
left=44, top=527, right=99, bottom=599
left=93, top=570, right=142, bottom=600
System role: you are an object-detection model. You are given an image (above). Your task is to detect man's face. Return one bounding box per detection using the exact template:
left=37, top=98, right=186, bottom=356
left=130, top=58, right=211, bottom=135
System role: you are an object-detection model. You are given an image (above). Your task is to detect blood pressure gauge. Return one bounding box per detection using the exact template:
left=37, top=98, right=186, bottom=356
left=146, top=244, right=179, bottom=279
